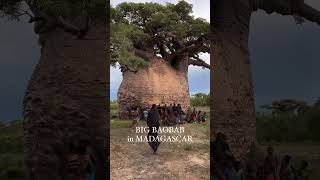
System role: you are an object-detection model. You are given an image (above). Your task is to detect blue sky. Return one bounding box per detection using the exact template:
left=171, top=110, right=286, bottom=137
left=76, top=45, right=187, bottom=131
left=110, top=0, right=211, bottom=100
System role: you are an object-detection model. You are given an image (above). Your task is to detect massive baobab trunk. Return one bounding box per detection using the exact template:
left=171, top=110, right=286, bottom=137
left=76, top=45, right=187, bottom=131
left=118, top=56, right=190, bottom=119
left=23, top=23, right=108, bottom=180
left=111, top=2, right=210, bottom=118
left=212, top=0, right=256, bottom=159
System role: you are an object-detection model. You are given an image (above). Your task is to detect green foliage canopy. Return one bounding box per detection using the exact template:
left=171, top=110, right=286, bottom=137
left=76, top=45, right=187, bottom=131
left=110, top=1, right=210, bottom=72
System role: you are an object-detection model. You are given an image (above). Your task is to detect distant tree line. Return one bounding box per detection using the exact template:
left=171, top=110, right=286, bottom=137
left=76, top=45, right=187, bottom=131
left=110, top=100, right=119, bottom=119
left=190, top=93, right=210, bottom=107
left=257, top=98, right=320, bottom=142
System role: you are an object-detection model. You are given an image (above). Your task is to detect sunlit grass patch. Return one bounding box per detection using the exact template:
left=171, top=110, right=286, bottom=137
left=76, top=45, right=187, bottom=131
left=110, top=119, right=147, bottom=128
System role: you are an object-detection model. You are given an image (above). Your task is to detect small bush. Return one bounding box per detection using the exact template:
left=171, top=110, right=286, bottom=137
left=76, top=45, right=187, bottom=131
left=110, top=100, right=118, bottom=111
left=184, top=144, right=192, bottom=151
left=110, top=101, right=119, bottom=119
left=190, top=93, right=210, bottom=107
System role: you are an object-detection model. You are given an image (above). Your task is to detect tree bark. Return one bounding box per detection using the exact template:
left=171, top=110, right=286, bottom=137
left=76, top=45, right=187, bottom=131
left=23, top=22, right=108, bottom=180
left=212, top=0, right=256, bottom=159
left=118, top=56, right=190, bottom=119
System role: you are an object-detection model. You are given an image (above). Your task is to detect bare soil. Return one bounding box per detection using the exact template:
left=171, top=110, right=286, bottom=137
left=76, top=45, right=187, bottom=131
left=110, top=120, right=210, bottom=180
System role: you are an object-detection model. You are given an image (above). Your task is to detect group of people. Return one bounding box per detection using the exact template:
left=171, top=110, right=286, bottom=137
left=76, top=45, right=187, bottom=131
left=157, top=103, right=207, bottom=125
left=128, top=103, right=207, bottom=128
left=212, top=133, right=312, bottom=180
left=127, top=103, right=207, bottom=154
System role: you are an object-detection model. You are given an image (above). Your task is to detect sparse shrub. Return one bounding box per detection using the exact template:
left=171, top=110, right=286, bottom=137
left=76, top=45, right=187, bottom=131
left=110, top=101, right=119, bottom=119
left=184, top=144, right=192, bottom=151
left=190, top=93, right=210, bottom=107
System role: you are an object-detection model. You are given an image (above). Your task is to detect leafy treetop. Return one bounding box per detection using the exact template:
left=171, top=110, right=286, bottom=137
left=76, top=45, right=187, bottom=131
left=110, top=1, right=210, bottom=72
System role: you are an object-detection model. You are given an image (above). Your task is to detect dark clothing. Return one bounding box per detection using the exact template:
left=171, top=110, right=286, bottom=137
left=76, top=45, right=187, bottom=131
left=147, top=108, right=160, bottom=127
left=212, top=139, right=233, bottom=165
left=264, top=155, right=278, bottom=180
left=157, top=106, right=162, bottom=115
left=147, top=108, right=161, bottom=153
left=212, top=139, right=236, bottom=180
left=148, top=125, right=160, bottom=153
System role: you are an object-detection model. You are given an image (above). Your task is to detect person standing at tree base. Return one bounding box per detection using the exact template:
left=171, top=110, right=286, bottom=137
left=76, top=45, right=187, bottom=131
left=147, top=104, right=161, bottom=154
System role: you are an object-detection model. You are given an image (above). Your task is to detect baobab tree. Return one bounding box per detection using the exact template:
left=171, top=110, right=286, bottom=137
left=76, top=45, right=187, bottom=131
left=261, top=99, right=309, bottom=116
left=111, top=1, right=210, bottom=119
left=1, top=0, right=108, bottom=180
left=212, top=0, right=320, bottom=158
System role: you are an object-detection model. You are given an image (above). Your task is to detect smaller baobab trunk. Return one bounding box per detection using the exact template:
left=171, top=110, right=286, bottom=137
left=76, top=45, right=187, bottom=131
left=118, top=55, right=190, bottom=119
left=212, top=0, right=256, bottom=159
left=212, top=0, right=320, bottom=159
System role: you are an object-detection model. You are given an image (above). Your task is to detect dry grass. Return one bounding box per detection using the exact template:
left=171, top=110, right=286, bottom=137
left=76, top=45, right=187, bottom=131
left=110, top=119, right=210, bottom=180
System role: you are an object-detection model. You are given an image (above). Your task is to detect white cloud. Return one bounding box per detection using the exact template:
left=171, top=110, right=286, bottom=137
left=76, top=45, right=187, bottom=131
left=188, top=53, right=210, bottom=72
left=111, top=0, right=149, bottom=6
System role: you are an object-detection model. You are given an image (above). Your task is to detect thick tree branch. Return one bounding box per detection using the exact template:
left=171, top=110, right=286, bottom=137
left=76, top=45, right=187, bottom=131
left=298, top=3, right=320, bottom=25
left=166, top=32, right=185, bottom=48
left=171, top=38, right=185, bottom=50
left=175, top=41, right=205, bottom=55
left=131, top=47, right=155, bottom=60
left=167, top=44, right=176, bottom=54
left=57, top=16, right=81, bottom=33
left=57, top=15, right=90, bottom=38
left=189, top=56, right=210, bottom=69
left=165, top=33, right=209, bottom=56
left=158, top=42, right=171, bottom=60
left=259, top=0, right=320, bottom=25
left=14, top=8, right=45, bottom=23
left=120, top=66, right=138, bottom=73
left=185, top=34, right=207, bottom=46
left=171, top=34, right=209, bottom=56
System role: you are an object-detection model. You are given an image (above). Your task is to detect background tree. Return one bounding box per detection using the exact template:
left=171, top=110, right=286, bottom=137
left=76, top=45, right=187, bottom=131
left=212, top=0, right=320, bottom=158
left=314, top=97, right=320, bottom=107
left=0, top=1, right=108, bottom=179
left=111, top=1, right=210, bottom=119
left=190, top=93, right=210, bottom=107
left=260, top=99, right=309, bottom=116
left=257, top=100, right=320, bottom=142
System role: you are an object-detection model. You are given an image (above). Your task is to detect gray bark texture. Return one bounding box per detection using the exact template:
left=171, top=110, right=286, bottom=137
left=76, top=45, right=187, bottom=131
left=212, top=0, right=320, bottom=159
left=212, top=0, right=256, bottom=159
left=23, top=22, right=109, bottom=180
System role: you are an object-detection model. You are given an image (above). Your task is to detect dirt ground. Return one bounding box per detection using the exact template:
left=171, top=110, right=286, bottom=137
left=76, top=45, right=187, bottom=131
left=110, top=120, right=210, bottom=180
